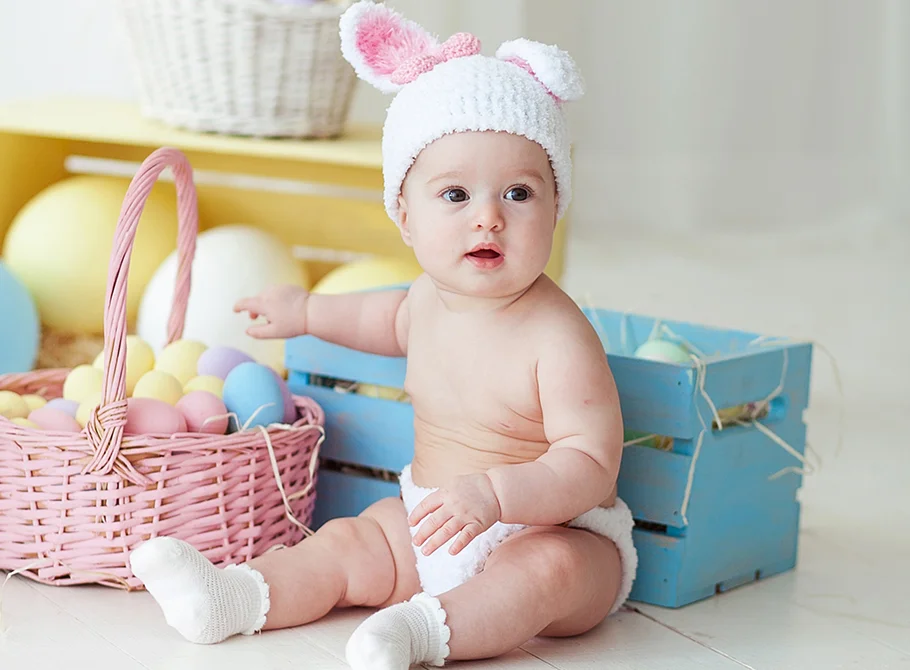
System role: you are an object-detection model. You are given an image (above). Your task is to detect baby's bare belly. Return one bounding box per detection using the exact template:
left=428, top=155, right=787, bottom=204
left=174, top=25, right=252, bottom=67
left=408, top=415, right=549, bottom=489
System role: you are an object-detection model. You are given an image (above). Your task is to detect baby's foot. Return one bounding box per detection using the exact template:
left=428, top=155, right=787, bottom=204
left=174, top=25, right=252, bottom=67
left=129, top=536, right=270, bottom=644
left=345, top=592, right=451, bottom=669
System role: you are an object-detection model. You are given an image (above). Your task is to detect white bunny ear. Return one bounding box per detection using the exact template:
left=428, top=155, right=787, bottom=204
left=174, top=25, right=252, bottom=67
left=495, top=38, right=584, bottom=102
left=339, top=1, right=439, bottom=94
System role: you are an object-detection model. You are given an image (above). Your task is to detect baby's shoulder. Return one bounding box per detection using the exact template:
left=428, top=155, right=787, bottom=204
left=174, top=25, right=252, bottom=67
left=523, top=280, right=605, bottom=355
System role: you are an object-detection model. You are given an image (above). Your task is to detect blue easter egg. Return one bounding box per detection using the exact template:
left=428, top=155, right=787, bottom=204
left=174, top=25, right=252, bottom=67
left=222, top=362, right=285, bottom=431
left=0, top=261, right=40, bottom=373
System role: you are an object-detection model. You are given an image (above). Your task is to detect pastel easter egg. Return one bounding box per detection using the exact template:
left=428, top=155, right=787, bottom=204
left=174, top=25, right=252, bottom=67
left=270, top=368, right=297, bottom=423
left=28, top=406, right=82, bottom=432
left=132, top=370, right=184, bottom=406
left=63, top=364, right=104, bottom=403
left=197, top=346, right=255, bottom=380
left=10, top=417, right=38, bottom=428
left=21, top=394, right=47, bottom=411
left=76, top=391, right=104, bottom=427
left=46, top=398, right=79, bottom=417
left=93, top=335, right=156, bottom=395
left=124, top=397, right=188, bottom=435
left=0, top=391, right=29, bottom=419
left=222, top=362, right=284, bottom=431
left=183, top=375, right=224, bottom=399
left=176, top=390, right=229, bottom=435
left=155, top=339, right=208, bottom=386
left=633, top=340, right=692, bottom=365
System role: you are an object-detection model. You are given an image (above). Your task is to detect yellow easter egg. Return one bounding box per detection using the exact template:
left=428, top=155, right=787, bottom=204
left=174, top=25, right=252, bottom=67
left=312, top=256, right=422, bottom=295
left=155, top=339, right=208, bottom=386
left=93, top=335, right=156, bottom=395
left=356, top=384, right=409, bottom=402
left=21, top=394, right=47, bottom=411
left=63, top=364, right=104, bottom=404
left=183, top=375, right=224, bottom=398
left=76, top=391, right=104, bottom=427
left=132, top=370, right=184, bottom=406
left=10, top=417, right=38, bottom=428
left=0, top=391, right=30, bottom=419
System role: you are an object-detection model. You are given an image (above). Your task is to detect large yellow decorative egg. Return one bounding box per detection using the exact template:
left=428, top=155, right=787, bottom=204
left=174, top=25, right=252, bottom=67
left=132, top=370, right=184, bottom=406
left=1, top=176, right=181, bottom=333
left=183, top=375, right=224, bottom=398
left=312, top=256, right=422, bottom=295
left=93, top=335, right=156, bottom=395
left=0, top=391, right=29, bottom=419
left=63, top=364, right=104, bottom=403
left=155, top=339, right=208, bottom=386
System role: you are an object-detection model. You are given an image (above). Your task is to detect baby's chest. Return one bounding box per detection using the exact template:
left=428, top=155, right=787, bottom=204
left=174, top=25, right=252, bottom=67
left=404, top=336, right=541, bottom=423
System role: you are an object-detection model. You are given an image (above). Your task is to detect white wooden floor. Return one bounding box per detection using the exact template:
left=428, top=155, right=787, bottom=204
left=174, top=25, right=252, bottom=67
left=2, top=224, right=908, bottom=669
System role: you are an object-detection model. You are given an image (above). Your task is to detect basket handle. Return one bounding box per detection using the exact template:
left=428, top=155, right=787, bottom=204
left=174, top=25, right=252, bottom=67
left=83, top=147, right=198, bottom=482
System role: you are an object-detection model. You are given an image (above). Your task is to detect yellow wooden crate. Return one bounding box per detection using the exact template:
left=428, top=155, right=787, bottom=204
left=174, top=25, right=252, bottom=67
left=0, top=97, right=569, bottom=285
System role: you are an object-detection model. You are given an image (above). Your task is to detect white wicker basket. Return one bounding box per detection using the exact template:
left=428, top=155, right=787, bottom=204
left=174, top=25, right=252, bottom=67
left=118, top=0, right=357, bottom=138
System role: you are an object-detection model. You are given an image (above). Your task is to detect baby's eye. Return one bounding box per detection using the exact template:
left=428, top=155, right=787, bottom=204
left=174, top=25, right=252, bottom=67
left=505, top=186, right=531, bottom=202
left=442, top=188, right=469, bottom=203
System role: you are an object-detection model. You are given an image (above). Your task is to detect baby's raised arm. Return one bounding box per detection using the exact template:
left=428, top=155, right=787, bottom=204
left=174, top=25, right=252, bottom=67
left=234, top=284, right=410, bottom=357
left=487, top=324, right=623, bottom=526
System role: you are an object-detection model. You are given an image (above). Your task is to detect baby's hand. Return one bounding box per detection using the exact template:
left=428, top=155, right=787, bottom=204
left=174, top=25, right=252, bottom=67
left=409, top=473, right=502, bottom=556
left=233, top=285, right=309, bottom=339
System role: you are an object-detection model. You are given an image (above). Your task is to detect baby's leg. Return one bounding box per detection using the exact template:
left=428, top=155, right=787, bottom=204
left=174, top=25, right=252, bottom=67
left=130, top=497, right=419, bottom=644
left=441, top=525, right=622, bottom=660
left=345, top=525, right=621, bottom=668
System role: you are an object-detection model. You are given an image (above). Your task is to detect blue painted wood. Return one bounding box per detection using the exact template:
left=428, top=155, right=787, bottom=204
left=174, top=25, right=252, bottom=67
left=287, top=335, right=408, bottom=390
left=312, top=469, right=401, bottom=529
left=286, top=305, right=814, bottom=609
left=288, top=378, right=414, bottom=473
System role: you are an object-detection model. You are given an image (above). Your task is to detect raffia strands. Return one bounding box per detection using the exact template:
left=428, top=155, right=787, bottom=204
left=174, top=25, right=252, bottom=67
left=0, top=148, right=325, bottom=590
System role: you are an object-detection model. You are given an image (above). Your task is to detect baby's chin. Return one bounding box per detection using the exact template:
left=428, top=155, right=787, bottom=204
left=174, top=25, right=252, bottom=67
left=427, top=269, right=540, bottom=301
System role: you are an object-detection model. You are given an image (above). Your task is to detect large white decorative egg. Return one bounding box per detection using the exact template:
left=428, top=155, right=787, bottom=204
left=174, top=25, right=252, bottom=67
left=137, top=225, right=310, bottom=373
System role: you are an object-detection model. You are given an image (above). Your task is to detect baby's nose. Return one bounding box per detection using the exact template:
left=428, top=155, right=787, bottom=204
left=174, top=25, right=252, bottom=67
left=473, top=202, right=505, bottom=231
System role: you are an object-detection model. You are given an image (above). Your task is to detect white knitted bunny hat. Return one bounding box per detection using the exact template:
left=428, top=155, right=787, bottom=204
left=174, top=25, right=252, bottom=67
left=339, top=0, right=584, bottom=226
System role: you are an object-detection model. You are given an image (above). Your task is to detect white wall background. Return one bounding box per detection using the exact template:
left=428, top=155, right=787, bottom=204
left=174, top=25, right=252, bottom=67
left=2, top=0, right=908, bottom=241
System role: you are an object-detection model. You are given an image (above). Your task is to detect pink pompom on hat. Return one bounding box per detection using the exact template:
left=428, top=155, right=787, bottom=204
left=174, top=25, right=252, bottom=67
left=339, top=0, right=585, bottom=227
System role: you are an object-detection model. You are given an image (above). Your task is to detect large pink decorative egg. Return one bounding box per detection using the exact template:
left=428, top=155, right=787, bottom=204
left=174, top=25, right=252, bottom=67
left=176, top=390, right=229, bottom=435
left=124, top=397, right=188, bottom=435
left=28, top=406, right=82, bottom=432
left=196, top=346, right=255, bottom=380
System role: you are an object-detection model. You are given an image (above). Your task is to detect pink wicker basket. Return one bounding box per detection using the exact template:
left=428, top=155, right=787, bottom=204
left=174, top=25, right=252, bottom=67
left=0, top=147, right=325, bottom=589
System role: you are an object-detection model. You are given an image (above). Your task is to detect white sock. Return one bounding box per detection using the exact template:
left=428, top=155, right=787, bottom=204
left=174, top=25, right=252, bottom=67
left=345, top=592, right=451, bottom=669
left=129, top=536, right=270, bottom=644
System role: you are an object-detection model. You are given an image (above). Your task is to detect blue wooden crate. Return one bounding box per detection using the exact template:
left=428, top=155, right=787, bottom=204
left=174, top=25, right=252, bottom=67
left=287, top=307, right=812, bottom=608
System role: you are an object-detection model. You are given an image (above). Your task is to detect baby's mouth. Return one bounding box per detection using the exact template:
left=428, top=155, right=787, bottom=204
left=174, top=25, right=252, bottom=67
left=467, top=249, right=502, bottom=260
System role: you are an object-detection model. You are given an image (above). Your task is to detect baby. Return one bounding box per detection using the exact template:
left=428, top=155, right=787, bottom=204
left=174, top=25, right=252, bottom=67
left=128, top=2, right=637, bottom=668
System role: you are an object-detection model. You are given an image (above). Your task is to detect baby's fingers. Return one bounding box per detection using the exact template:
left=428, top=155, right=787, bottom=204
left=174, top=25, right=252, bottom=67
left=408, top=492, right=443, bottom=528
left=420, top=517, right=463, bottom=556
left=246, top=322, right=280, bottom=339
left=233, top=296, right=263, bottom=316
left=448, top=523, right=482, bottom=556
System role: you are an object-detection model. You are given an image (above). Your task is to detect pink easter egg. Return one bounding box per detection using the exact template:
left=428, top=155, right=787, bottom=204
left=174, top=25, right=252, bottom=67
left=27, top=406, right=82, bottom=432
left=46, top=398, right=79, bottom=417
left=124, top=397, right=188, bottom=435
left=197, top=346, right=255, bottom=380
left=270, top=368, right=298, bottom=423
left=176, top=390, right=229, bottom=435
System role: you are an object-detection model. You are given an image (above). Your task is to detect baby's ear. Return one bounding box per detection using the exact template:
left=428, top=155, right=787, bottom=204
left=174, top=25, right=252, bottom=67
left=495, top=38, right=584, bottom=103
left=340, top=1, right=438, bottom=94
left=397, top=194, right=413, bottom=245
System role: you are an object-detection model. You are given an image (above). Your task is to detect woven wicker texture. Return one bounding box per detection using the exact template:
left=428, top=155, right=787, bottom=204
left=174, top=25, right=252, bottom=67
left=119, top=0, right=357, bottom=138
left=0, top=147, right=325, bottom=589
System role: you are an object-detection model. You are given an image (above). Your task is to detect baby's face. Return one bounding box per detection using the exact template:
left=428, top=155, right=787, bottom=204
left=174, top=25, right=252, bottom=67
left=398, top=131, right=558, bottom=300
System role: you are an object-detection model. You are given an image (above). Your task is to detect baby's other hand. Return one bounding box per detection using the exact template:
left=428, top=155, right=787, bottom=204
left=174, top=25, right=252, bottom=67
left=409, top=473, right=502, bottom=557
left=233, top=285, right=309, bottom=339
